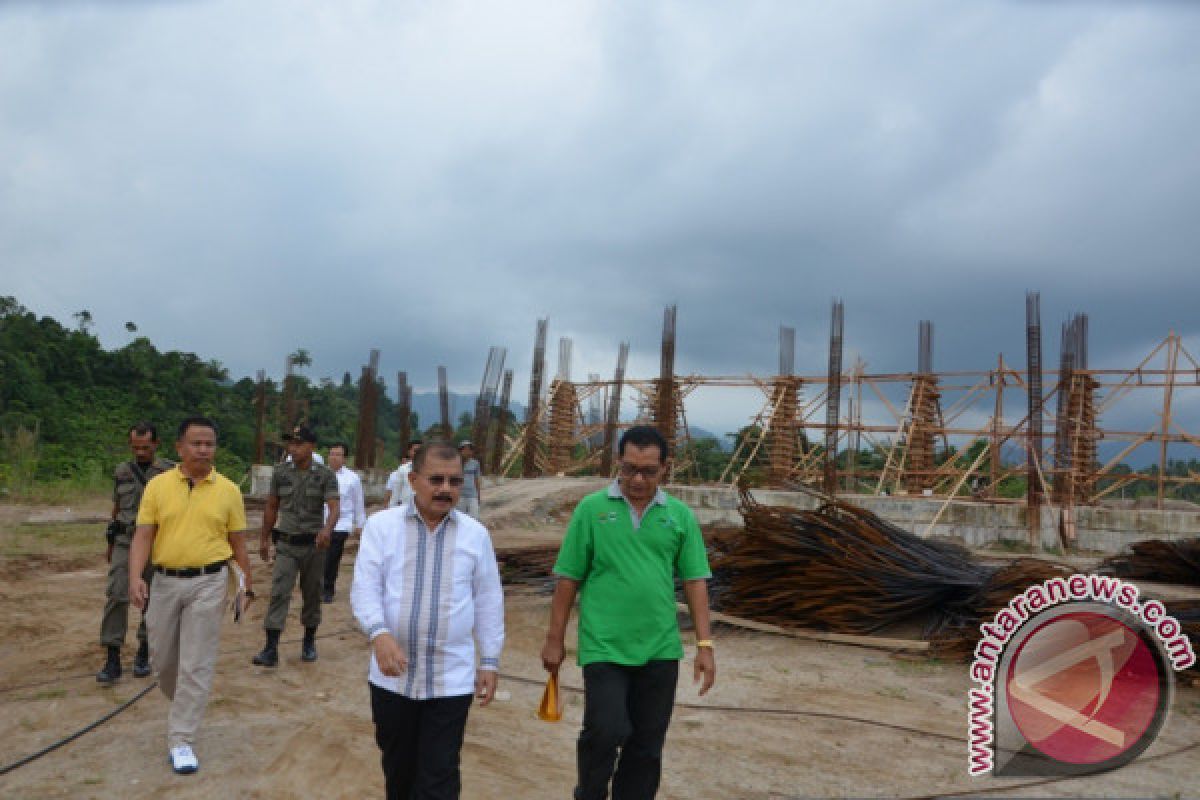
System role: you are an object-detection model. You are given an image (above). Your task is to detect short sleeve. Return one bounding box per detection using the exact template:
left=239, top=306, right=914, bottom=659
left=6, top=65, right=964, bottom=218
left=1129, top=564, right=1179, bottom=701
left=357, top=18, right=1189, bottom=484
left=553, top=500, right=594, bottom=581
left=673, top=504, right=711, bottom=581
left=226, top=485, right=248, bottom=533
left=269, top=467, right=283, bottom=497
left=323, top=469, right=339, bottom=500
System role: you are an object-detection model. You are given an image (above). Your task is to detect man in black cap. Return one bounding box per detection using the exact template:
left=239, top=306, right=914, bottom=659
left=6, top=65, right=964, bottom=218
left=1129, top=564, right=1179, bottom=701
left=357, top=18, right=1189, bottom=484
left=253, top=425, right=339, bottom=666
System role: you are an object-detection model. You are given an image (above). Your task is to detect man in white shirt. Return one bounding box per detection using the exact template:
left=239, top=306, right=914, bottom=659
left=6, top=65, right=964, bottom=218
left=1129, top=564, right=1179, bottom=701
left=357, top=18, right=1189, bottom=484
left=382, top=439, right=422, bottom=509
left=323, top=442, right=366, bottom=604
left=351, top=441, right=504, bottom=800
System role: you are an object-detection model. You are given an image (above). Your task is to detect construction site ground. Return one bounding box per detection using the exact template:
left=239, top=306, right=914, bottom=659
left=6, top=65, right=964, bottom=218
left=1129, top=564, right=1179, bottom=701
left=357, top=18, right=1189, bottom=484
left=1, top=477, right=1197, bottom=799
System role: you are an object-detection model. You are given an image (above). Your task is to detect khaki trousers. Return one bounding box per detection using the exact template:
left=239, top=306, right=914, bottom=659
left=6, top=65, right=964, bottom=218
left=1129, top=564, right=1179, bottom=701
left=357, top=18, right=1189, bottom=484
left=146, top=568, right=226, bottom=749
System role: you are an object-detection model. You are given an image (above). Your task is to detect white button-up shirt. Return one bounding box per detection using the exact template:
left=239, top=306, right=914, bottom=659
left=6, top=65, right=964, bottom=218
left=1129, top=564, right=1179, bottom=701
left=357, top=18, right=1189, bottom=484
left=332, top=466, right=366, bottom=533
left=350, top=504, right=505, bottom=699
left=385, top=462, right=414, bottom=508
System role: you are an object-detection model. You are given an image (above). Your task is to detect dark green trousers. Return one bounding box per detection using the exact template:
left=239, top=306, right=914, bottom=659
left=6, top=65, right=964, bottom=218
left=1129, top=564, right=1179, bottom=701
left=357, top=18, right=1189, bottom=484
left=101, top=535, right=154, bottom=648
left=264, top=539, right=326, bottom=631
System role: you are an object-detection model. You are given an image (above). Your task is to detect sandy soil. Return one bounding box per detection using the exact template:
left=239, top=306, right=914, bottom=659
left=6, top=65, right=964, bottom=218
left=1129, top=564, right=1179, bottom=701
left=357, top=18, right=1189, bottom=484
left=1, top=478, right=1197, bottom=799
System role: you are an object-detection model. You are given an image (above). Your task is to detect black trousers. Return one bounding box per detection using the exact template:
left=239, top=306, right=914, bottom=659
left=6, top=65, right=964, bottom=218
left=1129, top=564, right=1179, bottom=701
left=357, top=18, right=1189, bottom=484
left=323, top=530, right=350, bottom=594
left=576, top=660, right=679, bottom=800
left=370, top=683, right=473, bottom=800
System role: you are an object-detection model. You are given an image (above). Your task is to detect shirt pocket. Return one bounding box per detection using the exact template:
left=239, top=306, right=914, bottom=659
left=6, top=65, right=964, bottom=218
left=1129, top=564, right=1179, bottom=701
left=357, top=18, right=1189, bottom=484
left=451, top=551, right=476, bottom=590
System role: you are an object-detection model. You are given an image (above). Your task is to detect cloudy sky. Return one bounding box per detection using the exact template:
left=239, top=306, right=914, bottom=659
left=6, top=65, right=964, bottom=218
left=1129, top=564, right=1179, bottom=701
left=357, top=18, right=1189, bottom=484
left=3, top=0, right=1198, bottom=448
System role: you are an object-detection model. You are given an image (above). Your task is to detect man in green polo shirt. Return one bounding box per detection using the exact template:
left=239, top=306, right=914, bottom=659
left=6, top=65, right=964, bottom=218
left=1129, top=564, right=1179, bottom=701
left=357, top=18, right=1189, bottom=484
left=542, top=425, right=716, bottom=800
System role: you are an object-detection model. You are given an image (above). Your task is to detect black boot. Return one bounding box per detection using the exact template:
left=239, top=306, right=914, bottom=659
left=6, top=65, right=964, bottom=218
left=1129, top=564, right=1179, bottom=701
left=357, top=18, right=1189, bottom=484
left=96, top=646, right=122, bottom=683
left=252, top=630, right=280, bottom=667
left=301, top=627, right=318, bottom=662
left=133, top=641, right=151, bottom=677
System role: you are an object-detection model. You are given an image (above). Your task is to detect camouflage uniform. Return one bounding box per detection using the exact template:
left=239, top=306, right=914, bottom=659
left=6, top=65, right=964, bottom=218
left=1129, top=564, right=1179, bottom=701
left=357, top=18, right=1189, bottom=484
left=101, top=457, right=173, bottom=648
left=264, top=461, right=339, bottom=633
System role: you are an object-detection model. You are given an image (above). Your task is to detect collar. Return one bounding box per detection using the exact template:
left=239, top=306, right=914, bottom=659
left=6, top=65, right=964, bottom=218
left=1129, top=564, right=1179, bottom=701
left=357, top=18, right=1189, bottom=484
left=405, top=502, right=455, bottom=534
left=174, top=465, right=216, bottom=484
left=607, top=480, right=667, bottom=509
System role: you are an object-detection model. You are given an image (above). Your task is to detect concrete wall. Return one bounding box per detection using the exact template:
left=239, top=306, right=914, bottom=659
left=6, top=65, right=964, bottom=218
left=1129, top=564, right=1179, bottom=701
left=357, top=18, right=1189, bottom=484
left=245, top=469, right=1197, bottom=554
left=667, top=485, right=1200, bottom=554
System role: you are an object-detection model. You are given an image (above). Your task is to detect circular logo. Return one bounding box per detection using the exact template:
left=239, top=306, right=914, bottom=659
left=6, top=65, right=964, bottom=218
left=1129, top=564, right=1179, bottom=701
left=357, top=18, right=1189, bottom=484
left=1004, top=608, right=1170, bottom=771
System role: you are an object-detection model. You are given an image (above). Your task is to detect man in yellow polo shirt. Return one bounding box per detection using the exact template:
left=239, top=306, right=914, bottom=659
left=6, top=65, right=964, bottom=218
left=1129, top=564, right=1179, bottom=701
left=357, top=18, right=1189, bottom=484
left=130, top=416, right=253, bottom=776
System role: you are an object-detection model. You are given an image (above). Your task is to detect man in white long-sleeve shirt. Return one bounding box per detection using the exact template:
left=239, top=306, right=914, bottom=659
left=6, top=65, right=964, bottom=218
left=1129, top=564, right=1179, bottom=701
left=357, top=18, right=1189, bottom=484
left=351, top=441, right=505, bottom=800
left=323, top=442, right=367, bottom=603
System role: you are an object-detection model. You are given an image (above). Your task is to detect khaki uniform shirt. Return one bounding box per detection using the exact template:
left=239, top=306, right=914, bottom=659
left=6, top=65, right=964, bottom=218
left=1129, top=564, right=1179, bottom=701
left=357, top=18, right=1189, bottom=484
left=113, top=457, right=174, bottom=533
left=270, top=461, right=339, bottom=535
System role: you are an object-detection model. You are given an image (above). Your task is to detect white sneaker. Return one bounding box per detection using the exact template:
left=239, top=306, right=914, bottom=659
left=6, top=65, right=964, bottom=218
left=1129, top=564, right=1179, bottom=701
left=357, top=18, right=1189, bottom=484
left=169, top=744, right=199, bottom=774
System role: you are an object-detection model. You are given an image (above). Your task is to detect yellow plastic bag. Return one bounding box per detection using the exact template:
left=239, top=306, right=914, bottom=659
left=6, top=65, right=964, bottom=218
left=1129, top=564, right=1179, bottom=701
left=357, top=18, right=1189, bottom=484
left=537, top=673, right=562, bottom=722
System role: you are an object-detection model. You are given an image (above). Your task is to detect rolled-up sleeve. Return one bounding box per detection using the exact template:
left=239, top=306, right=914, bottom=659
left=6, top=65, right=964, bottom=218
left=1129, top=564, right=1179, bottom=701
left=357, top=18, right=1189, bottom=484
left=472, top=531, right=505, bottom=670
left=350, top=516, right=389, bottom=641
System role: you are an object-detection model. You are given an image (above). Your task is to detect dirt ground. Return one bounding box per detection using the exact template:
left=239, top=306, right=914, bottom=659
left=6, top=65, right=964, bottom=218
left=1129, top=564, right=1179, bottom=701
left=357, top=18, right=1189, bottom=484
left=1, top=478, right=1198, bottom=799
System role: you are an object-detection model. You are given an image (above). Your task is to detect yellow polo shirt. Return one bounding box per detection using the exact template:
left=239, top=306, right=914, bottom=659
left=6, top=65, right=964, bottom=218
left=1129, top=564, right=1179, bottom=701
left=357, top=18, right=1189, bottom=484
left=137, top=466, right=247, bottom=569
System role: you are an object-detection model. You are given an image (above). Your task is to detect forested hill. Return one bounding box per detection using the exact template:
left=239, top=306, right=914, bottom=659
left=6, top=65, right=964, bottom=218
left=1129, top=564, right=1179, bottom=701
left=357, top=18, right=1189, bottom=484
left=0, top=297, right=428, bottom=485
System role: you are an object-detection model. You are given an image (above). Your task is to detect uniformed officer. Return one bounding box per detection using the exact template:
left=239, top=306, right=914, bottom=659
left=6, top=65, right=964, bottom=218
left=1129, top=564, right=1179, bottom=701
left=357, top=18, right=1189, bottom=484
left=253, top=425, right=339, bottom=666
left=97, top=421, right=173, bottom=683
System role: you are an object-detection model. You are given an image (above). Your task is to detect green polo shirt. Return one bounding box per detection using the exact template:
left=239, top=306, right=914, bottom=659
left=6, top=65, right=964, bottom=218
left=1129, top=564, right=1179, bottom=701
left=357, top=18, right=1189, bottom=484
left=553, top=483, right=711, bottom=667
left=269, top=461, right=338, bottom=535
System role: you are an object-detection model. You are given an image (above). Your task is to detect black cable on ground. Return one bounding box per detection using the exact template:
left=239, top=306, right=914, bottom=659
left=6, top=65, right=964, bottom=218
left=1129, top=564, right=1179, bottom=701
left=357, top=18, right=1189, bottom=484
left=0, top=681, right=159, bottom=776
left=498, top=671, right=962, bottom=743
left=501, top=670, right=1200, bottom=798
left=0, top=625, right=366, bottom=776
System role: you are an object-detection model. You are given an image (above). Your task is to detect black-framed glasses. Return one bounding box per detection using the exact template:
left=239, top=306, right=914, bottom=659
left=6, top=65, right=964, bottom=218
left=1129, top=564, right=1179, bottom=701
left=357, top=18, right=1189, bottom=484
left=618, top=463, right=661, bottom=480
left=421, top=474, right=465, bottom=487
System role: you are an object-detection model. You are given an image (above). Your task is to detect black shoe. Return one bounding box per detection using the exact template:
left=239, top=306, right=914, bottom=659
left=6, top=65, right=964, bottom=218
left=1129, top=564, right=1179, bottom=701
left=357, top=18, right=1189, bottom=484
left=301, top=640, right=317, bottom=662
left=321, top=591, right=334, bottom=604
left=252, top=645, right=278, bottom=667
left=96, top=646, right=122, bottom=683
left=133, top=642, right=151, bottom=677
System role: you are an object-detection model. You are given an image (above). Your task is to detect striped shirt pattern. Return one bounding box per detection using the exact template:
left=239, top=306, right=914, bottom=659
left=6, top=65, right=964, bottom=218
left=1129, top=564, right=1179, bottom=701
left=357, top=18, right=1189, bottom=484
left=351, top=503, right=505, bottom=699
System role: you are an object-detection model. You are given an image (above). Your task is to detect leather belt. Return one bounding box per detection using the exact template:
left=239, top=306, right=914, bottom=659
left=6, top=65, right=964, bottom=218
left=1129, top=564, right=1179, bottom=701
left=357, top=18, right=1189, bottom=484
left=275, top=531, right=317, bottom=546
left=156, top=560, right=226, bottom=578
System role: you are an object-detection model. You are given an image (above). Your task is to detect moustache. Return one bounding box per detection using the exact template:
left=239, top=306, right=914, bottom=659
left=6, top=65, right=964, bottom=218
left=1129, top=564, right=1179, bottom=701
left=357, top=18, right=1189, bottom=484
left=433, top=493, right=455, bottom=503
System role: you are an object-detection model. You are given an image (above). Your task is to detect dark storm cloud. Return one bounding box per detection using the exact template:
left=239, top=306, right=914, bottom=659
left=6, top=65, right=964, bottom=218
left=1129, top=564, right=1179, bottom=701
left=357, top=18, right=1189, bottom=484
left=2, top=0, right=1198, bottom=436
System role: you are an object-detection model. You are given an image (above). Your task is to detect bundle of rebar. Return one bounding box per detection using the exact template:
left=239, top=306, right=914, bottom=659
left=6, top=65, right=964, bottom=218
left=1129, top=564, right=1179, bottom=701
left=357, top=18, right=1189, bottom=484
left=1166, top=600, right=1200, bottom=678
left=715, top=493, right=1070, bottom=657
left=494, top=545, right=561, bottom=586
left=1099, top=538, right=1200, bottom=586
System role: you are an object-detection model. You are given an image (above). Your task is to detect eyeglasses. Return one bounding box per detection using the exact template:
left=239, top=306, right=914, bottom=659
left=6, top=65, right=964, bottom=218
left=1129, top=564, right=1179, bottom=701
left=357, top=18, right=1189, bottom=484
left=421, top=473, right=464, bottom=487
left=618, top=463, right=662, bottom=480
